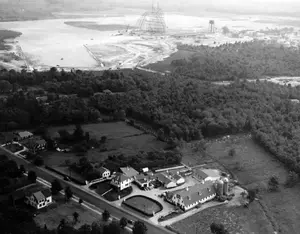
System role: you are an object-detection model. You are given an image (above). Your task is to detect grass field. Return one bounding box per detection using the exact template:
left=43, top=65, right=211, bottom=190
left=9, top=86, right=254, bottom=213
left=175, top=134, right=300, bottom=234
left=45, top=122, right=166, bottom=167
left=171, top=202, right=274, bottom=234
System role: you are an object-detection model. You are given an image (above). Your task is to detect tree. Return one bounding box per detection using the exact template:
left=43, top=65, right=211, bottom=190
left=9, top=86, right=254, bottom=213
left=247, top=189, right=257, bottom=203
left=78, top=224, right=92, bottom=234
left=19, top=164, right=26, bottom=174
left=34, top=156, right=44, bottom=166
left=132, top=221, right=147, bottom=234
left=210, top=222, right=229, bottom=234
left=51, top=179, right=62, bottom=195
left=79, top=198, right=83, bottom=205
left=268, top=176, right=279, bottom=191
left=58, top=218, right=66, bottom=229
left=27, top=170, right=37, bottom=183
left=73, top=124, right=84, bottom=140
left=104, top=221, right=121, bottom=234
left=222, top=26, right=230, bottom=35
left=120, top=217, right=128, bottom=229
left=285, top=171, right=299, bottom=188
left=102, top=209, right=110, bottom=222
left=64, top=186, right=73, bottom=201
left=73, top=211, right=79, bottom=224
left=228, top=148, right=236, bottom=157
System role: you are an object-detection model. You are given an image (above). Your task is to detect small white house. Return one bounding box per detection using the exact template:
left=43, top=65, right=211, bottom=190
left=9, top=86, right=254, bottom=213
left=25, top=188, right=52, bottom=209
left=111, top=172, right=132, bottom=191
left=98, top=167, right=110, bottom=178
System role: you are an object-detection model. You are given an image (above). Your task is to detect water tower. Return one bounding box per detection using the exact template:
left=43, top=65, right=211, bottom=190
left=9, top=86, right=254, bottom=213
left=209, top=20, right=215, bottom=33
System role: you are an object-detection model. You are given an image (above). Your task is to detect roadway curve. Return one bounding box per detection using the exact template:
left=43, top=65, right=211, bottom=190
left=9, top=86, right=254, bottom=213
left=0, top=146, right=174, bottom=234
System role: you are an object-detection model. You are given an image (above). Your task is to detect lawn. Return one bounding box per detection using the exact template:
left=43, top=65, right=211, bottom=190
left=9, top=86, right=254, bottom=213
left=123, top=195, right=163, bottom=216
left=171, top=202, right=274, bottom=234
left=34, top=194, right=100, bottom=230
left=34, top=196, right=129, bottom=233
left=4, top=143, right=23, bottom=153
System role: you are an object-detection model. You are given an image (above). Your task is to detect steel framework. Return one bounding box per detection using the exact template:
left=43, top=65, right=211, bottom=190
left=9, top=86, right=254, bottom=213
left=136, top=3, right=166, bottom=34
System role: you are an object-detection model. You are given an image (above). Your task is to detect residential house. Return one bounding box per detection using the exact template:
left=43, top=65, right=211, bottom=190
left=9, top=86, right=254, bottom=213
left=156, top=173, right=177, bottom=189
left=166, top=181, right=216, bottom=211
left=15, top=131, right=33, bottom=141
left=120, top=167, right=139, bottom=182
left=110, top=172, right=132, bottom=191
left=34, top=139, right=47, bottom=151
left=97, top=167, right=110, bottom=179
left=25, top=188, right=52, bottom=209
left=12, top=184, right=52, bottom=209
left=135, top=174, right=155, bottom=189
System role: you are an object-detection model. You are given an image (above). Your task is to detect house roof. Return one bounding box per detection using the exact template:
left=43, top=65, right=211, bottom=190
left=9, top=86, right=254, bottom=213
left=136, top=174, right=154, bottom=183
left=195, top=169, right=209, bottom=179
left=97, top=167, right=109, bottom=175
left=41, top=188, right=52, bottom=198
left=35, top=139, right=46, bottom=145
left=120, top=167, right=139, bottom=178
left=32, top=191, right=45, bottom=202
left=17, top=131, right=33, bottom=138
left=112, top=172, right=130, bottom=184
left=173, top=174, right=183, bottom=181
left=157, top=173, right=173, bottom=185
left=173, top=181, right=216, bottom=207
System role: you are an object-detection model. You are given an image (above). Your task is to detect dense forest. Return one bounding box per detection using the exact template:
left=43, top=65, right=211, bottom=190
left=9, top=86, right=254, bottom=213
left=172, top=40, right=300, bottom=80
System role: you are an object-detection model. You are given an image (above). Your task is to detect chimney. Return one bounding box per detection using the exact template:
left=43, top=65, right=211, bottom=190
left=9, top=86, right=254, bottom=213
left=186, top=187, right=189, bottom=191
left=187, top=196, right=191, bottom=200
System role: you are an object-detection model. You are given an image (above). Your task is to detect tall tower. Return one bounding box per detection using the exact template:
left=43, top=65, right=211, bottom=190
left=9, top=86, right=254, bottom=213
left=209, top=20, right=215, bottom=33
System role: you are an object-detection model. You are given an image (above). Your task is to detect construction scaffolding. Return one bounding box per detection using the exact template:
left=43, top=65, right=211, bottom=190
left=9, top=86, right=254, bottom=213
left=136, top=3, right=166, bottom=34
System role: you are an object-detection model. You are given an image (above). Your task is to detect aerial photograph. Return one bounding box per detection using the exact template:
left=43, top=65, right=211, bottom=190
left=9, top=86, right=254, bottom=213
left=1, top=0, right=300, bottom=233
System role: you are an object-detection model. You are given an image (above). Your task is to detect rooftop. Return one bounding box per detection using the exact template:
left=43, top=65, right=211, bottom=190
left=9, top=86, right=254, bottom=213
left=156, top=173, right=173, bottom=184
left=16, top=131, right=33, bottom=138
left=97, top=166, right=110, bottom=175
left=112, top=172, right=130, bottom=184
left=194, top=169, right=209, bottom=180
left=171, top=181, right=216, bottom=207
left=120, top=167, right=139, bottom=178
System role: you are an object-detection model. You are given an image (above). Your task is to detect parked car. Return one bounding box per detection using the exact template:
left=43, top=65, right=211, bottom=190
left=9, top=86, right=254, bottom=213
left=64, top=176, right=71, bottom=181
left=127, top=220, right=134, bottom=225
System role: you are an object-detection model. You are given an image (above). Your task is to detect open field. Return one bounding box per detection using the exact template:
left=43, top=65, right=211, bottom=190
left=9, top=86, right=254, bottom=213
left=183, top=134, right=300, bottom=234
left=171, top=201, right=274, bottom=234
left=48, top=122, right=143, bottom=140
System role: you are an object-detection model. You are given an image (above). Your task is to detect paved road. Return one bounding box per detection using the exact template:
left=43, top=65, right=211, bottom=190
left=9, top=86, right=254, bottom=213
left=0, top=146, right=174, bottom=234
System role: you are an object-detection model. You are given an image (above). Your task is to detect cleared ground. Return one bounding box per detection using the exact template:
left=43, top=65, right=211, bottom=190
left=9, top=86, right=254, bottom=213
left=171, top=202, right=274, bottom=234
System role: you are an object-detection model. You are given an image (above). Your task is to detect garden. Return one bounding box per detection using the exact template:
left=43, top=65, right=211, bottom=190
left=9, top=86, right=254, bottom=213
left=123, top=195, right=163, bottom=217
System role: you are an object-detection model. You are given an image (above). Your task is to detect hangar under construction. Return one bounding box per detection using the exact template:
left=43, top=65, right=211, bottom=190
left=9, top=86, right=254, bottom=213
left=136, top=3, right=166, bottom=34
